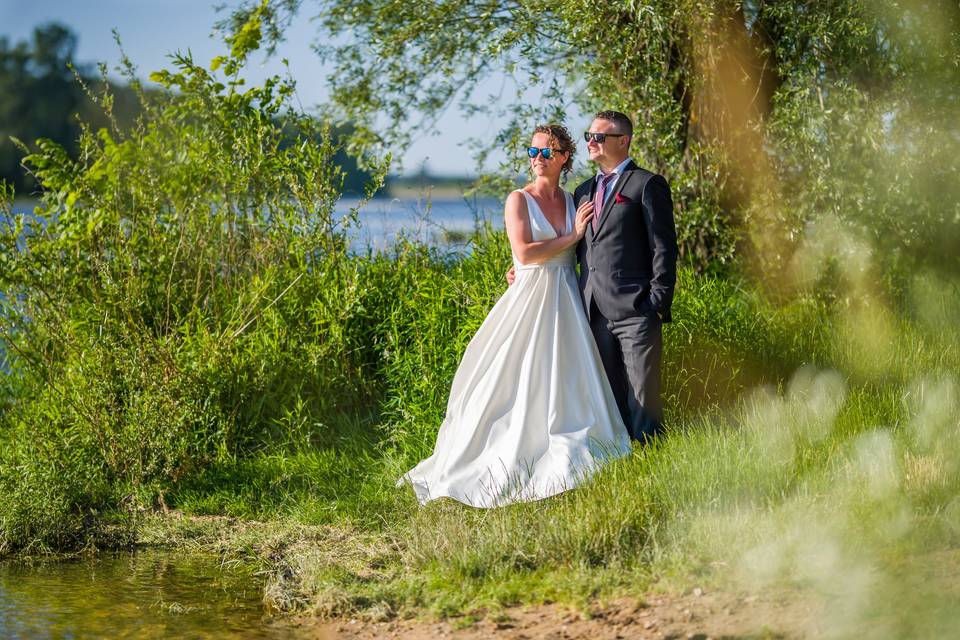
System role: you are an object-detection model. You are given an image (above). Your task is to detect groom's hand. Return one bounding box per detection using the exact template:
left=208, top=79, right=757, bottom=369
left=505, top=266, right=515, bottom=286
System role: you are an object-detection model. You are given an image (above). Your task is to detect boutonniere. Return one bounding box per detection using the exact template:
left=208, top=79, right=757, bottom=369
left=614, top=193, right=632, bottom=204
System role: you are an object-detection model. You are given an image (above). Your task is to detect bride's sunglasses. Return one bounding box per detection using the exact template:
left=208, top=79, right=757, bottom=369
left=527, top=146, right=563, bottom=159
left=584, top=132, right=626, bottom=143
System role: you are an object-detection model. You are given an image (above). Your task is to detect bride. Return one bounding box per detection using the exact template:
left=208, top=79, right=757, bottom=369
left=400, top=124, right=630, bottom=507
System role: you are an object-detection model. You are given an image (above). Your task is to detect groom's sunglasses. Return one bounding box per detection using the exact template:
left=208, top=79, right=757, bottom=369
left=584, top=132, right=626, bottom=143
left=527, top=146, right=562, bottom=159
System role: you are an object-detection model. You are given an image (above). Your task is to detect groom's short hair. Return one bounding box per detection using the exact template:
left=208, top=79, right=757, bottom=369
left=594, top=110, right=633, bottom=137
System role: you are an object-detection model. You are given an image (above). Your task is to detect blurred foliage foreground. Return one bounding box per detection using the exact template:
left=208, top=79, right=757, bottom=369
left=1, top=4, right=959, bottom=635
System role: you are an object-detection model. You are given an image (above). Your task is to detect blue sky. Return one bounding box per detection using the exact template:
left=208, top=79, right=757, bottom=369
left=1, top=0, right=578, bottom=176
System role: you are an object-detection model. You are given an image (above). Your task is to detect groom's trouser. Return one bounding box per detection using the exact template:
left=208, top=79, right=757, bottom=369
left=589, top=300, right=663, bottom=442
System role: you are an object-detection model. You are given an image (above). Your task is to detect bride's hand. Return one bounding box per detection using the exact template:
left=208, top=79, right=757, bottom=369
left=574, top=201, right=594, bottom=239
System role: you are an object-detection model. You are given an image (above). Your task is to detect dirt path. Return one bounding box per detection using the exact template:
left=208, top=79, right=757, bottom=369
left=291, top=589, right=820, bottom=639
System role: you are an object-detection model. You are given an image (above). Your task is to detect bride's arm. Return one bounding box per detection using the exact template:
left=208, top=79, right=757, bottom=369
left=505, top=192, right=593, bottom=265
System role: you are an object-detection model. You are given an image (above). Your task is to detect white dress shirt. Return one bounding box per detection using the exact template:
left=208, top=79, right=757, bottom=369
left=595, top=157, right=634, bottom=207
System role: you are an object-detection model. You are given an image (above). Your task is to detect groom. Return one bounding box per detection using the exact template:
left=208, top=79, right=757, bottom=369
left=574, top=110, right=678, bottom=442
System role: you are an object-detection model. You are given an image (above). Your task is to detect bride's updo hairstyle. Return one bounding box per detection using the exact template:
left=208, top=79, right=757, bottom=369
left=534, top=123, right=576, bottom=182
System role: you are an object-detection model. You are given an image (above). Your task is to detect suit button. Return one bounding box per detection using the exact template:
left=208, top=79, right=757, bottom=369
left=590, top=266, right=595, bottom=272
left=591, top=242, right=597, bottom=247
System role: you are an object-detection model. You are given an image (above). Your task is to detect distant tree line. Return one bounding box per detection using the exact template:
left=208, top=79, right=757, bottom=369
left=0, top=24, right=139, bottom=195
left=0, top=23, right=373, bottom=197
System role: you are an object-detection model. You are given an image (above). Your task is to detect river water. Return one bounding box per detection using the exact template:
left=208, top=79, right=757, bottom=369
left=0, top=551, right=309, bottom=639
left=7, top=195, right=506, bottom=253
left=340, top=195, right=504, bottom=251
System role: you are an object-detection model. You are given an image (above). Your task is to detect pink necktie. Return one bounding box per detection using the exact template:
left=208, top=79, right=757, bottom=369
left=592, top=173, right=616, bottom=231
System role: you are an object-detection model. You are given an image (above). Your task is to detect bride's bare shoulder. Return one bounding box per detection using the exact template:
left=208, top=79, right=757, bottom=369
left=504, top=190, right=528, bottom=217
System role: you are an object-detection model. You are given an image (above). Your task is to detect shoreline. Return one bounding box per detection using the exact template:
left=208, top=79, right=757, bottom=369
left=131, top=512, right=816, bottom=638
left=6, top=474, right=960, bottom=638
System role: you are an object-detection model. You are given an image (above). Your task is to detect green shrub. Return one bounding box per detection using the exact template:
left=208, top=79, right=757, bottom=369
left=0, top=7, right=386, bottom=552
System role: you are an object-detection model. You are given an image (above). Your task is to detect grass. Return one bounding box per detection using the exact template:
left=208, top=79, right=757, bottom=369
left=125, top=251, right=959, bottom=635
left=132, top=366, right=959, bottom=631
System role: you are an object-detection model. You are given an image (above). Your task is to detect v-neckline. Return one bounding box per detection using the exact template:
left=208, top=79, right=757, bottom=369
left=524, top=190, right=569, bottom=238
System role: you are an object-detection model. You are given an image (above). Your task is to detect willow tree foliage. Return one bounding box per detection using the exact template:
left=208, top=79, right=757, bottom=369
left=236, top=0, right=960, bottom=278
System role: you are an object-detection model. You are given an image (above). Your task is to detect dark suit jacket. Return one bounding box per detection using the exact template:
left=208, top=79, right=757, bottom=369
left=574, top=161, right=678, bottom=322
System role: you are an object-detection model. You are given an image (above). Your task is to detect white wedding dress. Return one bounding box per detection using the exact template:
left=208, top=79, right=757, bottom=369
left=400, top=190, right=631, bottom=507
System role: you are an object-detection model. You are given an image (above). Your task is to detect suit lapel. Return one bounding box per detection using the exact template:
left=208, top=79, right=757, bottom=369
left=593, top=160, right=638, bottom=237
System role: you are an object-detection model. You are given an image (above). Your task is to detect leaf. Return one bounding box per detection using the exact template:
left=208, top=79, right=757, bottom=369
left=149, top=70, right=171, bottom=85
